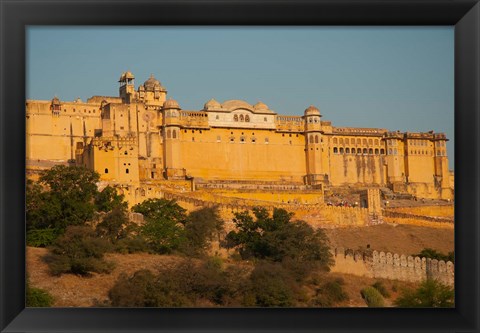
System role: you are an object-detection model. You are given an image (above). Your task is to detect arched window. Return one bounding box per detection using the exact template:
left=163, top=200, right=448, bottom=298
left=234, top=115, right=238, bottom=122
left=357, top=138, right=361, bottom=144
left=167, top=129, right=171, bottom=139
left=351, top=148, right=356, bottom=154
left=339, top=138, right=344, bottom=144
left=333, top=138, right=338, bottom=144
left=368, top=139, right=373, bottom=145
left=375, top=139, right=379, bottom=145
left=333, top=147, right=338, bottom=154
left=105, top=168, right=109, bottom=174
left=369, top=148, right=373, bottom=154
left=388, top=149, right=392, bottom=155
left=375, top=148, right=379, bottom=155
left=345, top=148, right=350, bottom=154
left=245, top=115, right=250, bottom=122
left=315, top=135, right=319, bottom=143
left=345, top=138, right=349, bottom=144
left=363, top=148, right=367, bottom=154
left=380, top=149, right=385, bottom=154
left=339, top=147, right=344, bottom=154
left=172, top=130, right=177, bottom=139
left=240, top=114, right=244, bottom=122
left=265, top=137, right=269, bottom=144
left=363, top=139, right=367, bottom=145
left=309, top=136, right=314, bottom=144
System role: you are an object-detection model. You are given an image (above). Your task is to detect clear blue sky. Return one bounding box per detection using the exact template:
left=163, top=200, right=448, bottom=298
left=27, top=27, right=454, bottom=169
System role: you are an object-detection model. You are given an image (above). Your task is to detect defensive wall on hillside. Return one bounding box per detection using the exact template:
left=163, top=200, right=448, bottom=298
left=331, top=247, right=454, bottom=286
left=163, top=190, right=374, bottom=227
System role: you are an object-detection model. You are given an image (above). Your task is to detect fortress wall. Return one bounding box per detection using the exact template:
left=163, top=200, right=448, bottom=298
left=331, top=248, right=454, bottom=286
left=384, top=210, right=453, bottom=223
left=178, top=128, right=306, bottom=182
left=328, top=154, right=386, bottom=186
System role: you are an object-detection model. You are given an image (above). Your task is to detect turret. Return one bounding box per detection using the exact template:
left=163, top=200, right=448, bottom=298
left=303, top=105, right=324, bottom=187
left=119, top=71, right=135, bottom=103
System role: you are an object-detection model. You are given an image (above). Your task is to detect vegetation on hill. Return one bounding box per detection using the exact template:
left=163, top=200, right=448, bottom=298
left=394, top=279, right=454, bottom=307
left=26, top=278, right=54, bottom=307
left=413, top=248, right=455, bottom=263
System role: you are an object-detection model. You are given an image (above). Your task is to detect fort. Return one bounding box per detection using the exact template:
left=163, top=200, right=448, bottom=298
left=26, top=72, right=454, bottom=217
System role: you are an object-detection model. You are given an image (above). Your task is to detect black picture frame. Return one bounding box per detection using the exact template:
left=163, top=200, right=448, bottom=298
left=1, top=1, right=479, bottom=332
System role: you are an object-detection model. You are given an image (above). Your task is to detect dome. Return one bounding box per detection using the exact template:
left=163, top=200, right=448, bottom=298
left=163, top=98, right=180, bottom=109
left=119, top=71, right=135, bottom=82
left=143, top=74, right=162, bottom=91
left=254, top=101, right=269, bottom=110
left=304, top=105, right=321, bottom=116
left=204, top=98, right=221, bottom=110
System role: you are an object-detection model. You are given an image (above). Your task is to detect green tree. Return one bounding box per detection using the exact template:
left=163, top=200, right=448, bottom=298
left=226, top=207, right=333, bottom=276
left=394, top=279, right=454, bottom=307
left=96, top=205, right=136, bottom=242
left=95, top=186, right=127, bottom=212
left=182, top=207, right=224, bottom=256
left=27, top=166, right=101, bottom=243
left=361, top=286, right=385, bottom=307
left=132, top=199, right=187, bottom=254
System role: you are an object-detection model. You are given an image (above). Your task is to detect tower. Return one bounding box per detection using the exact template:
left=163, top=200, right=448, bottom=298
left=119, top=71, right=135, bottom=103
left=303, top=105, right=324, bottom=187
left=162, top=98, right=184, bottom=179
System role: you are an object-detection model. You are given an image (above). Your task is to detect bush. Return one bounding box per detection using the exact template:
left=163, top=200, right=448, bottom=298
left=394, top=279, right=454, bottom=307
left=109, top=258, right=247, bottom=307
left=26, top=283, right=54, bottom=307
left=46, top=226, right=114, bottom=276
left=114, top=236, right=149, bottom=254
left=312, top=278, right=348, bottom=307
left=361, top=286, right=385, bottom=307
left=26, top=228, right=59, bottom=247
left=245, top=262, right=295, bottom=307
left=371, top=281, right=390, bottom=298
left=96, top=206, right=137, bottom=242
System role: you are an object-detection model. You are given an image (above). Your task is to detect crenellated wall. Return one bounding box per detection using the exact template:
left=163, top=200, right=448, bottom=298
left=332, top=247, right=454, bottom=286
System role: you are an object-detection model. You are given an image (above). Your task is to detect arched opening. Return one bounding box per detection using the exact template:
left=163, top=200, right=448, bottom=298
left=375, top=148, right=379, bottom=155
left=245, top=115, right=250, bottom=122
left=315, top=135, right=319, bottom=143
left=340, top=147, right=344, bottom=154
left=333, top=147, right=338, bottom=154
left=333, top=138, right=338, bottom=144
left=380, top=149, right=385, bottom=154
left=167, top=129, right=171, bottom=139
left=351, top=148, right=356, bottom=154
left=368, top=148, right=373, bottom=154
left=309, top=136, right=313, bottom=144
left=345, top=148, right=350, bottom=154
left=104, top=168, right=109, bottom=174
left=172, top=130, right=177, bottom=139
left=240, top=114, right=244, bottom=122
left=345, top=138, right=349, bottom=144
left=363, top=148, right=368, bottom=154
left=234, top=114, right=238, bottom=122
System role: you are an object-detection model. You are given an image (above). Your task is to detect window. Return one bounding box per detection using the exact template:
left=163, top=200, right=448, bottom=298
left=124, top=151, right=128, bottom=155
left=265, top=138, right=269, bottom=144
left=126, top=169, right=129, bottom=174
left=345, top=148, right=350, bottom=154
left=230, top=137, right=234, bottom=143
left=357, top=138, right=361, bottom=144
left=234, top=115, right=238, bottom=122
left=309, top=136, right=314, bottom=144
left=333, top=138, right=338, bottom=144
left=315, top=135, right=319, bottom=143
left=105, top=168, right=109, bottom=174
left=172, top=130, right=177, bottom=139
left=363, top=139, right=367, bottom=145
left=375, top=148, right=379, bottom=155
left=240, top=136, right=245, bottom=143
left=216, top=115, right=219, bottom=120
left=339, top=138, right=344, bottom=144
left=340, top=147, right=344, bottom=154
left=217, top=136, right=221, bottom=142
left=167, top=129, right=171, bottom=139
left=351, top=148, right=356, bottom=154
left=375, top=139, right=379, bottom=145
left=240, top=115, right=244, bottom=122
left=363, top=148, right=368, bottom=154
left=245, top=115, right=250, bottom=122
left=369, top=148, right=373, bottom=154
left=333, top=147, right=338, bottom=154
left=368, top=139, right=373, bottom=145
left=380, top=149, right=385, bottom=154
left=264, top=117, right=267, bottom=122
left=388, top=149, right=392, bottom=155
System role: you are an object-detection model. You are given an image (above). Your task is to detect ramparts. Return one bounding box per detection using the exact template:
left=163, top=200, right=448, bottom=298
left=332, top=247, right=454, bottom=286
